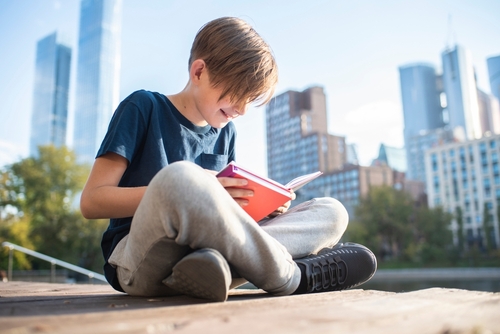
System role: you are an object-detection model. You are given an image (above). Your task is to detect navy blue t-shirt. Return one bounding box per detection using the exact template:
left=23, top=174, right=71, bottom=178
left=97, top=90, right=236, bottom=291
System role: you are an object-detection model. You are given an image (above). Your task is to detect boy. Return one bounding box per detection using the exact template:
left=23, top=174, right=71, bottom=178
left=80, top=17, right=376, bottom=302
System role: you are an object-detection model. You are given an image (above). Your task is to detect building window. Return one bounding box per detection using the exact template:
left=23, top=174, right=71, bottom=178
left=480, top=142, right=487, bottom=153
left=432, top=154, right=438, bottom=172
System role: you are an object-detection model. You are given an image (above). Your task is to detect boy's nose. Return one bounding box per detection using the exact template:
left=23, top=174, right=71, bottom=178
left=236, top=104, right=248, bottom=116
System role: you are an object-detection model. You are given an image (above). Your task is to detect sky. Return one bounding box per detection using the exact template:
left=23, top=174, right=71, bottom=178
left=0, top=0, right=499, bottom=176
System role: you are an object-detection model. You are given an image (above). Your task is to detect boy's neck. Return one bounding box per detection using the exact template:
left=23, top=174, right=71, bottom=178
left=167, top=90, right=208, bottom=127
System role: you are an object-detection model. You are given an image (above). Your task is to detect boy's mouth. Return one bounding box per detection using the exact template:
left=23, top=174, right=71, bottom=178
left=220, top=109, right=238, bottom=120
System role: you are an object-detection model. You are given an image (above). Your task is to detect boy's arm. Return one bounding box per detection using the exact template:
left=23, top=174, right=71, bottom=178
left=80, top=152, right=146, bottom=219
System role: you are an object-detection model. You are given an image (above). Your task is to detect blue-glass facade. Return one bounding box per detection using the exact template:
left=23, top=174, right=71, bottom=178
left=73, top=0, right=122, bottom=164
left=487, top=55, right=500, bottom=102
left=374, top=144, right=407, bottom=173
left=399, top=63, right=444, bottom=141
left=399, top=63, right=444, bottom=181
left=442, top=45, right=481, bottom=140
left=30, top=32, right=71, bottom=156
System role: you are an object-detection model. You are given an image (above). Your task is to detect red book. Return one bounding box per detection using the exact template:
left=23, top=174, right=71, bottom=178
left=217, top=161, right=322, bottom=222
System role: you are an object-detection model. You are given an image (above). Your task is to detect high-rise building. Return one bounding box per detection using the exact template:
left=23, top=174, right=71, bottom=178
left=399, top=63, right=444, bottom=141
left=30, top=32, right=72, bottom=156
left=425, top=134, right=500, bottom=249
left=266, top=86, right=347, bottom=186
left=399, top=63, right=444, bottom=181
left=487, top=55, right=500, bottom=101
left=441, top=45, right=481, bottom=140
left=73, top=0, right=122, bottom=164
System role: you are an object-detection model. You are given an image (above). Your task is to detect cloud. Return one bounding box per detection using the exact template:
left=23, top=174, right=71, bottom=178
left=341, top=100, right=404, bottom=165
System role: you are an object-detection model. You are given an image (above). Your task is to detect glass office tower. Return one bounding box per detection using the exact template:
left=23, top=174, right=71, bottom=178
left=399, top=63, right=444, bottom=140
left=73, top=0, right=122, bottom=164
left=399, top=63, right=444, bottom=181
left=441, top=45, right=481, bottom=140
left=30, top=32, right=72, bottom=156
left=487, top=55, right=500, bottom=102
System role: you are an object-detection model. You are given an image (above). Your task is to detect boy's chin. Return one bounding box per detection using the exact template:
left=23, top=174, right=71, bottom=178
left=208, top=120, right=230, bottom=129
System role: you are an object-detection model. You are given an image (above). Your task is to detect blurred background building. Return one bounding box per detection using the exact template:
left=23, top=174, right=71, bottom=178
left=487, top=55, right=500, bottom=102
left=29, top=32, right=71, bottom=156
left=425, top=134, right=500, bottom=249
left=398, top=45, right=500, bottom=250
left=72, top=0, right=123, bottom=164
left=266, top=86, right=402, bottom=217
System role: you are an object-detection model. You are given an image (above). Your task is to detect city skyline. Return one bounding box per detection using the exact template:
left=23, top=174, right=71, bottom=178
left=1, top=1, right=499, bottom=175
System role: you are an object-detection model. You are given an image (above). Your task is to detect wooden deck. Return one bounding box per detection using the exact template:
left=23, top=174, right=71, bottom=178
left=1, top=281, right=499, bottom=333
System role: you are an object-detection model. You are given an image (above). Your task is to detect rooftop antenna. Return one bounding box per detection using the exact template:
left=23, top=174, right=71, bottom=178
left=445, top=13, right=457, bottom=50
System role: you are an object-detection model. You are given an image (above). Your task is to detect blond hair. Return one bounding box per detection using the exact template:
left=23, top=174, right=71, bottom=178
left=189, top=17, right=278, bottom=107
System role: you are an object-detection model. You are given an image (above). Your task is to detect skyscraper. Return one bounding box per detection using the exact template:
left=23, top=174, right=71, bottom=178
left=73, top=0, right=122, bottom=164
left=266, top=86, right=346, bottom=187
left=487, top=55, right=500, bottom=101
left=30, top=32, right=71, bottom=156
left=441, top=45, right=481, bottom=140
left=399, top=63, right=444, bottom=181
left=399, top=63, right=444, bottom=141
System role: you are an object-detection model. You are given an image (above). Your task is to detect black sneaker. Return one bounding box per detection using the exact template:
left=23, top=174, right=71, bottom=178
left=294, top=242, right=377, bottom=294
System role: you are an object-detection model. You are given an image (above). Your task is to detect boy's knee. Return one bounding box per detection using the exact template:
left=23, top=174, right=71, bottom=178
left=150, top=161, right=206, bottom=194
left=156, top=161, right=201, bottom=181
left=315, top=197, right=349, bottom=231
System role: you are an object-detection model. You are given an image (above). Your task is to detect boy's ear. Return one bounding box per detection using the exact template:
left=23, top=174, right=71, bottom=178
left=190, top=59, right=206, bottom=84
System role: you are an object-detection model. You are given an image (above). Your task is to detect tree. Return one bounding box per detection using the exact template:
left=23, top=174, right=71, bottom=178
left=413, top=206, right=453, bottom=263
left=348, top=185, right=454, bottom=265
left=0, top=145, right=106, bottom=272
left=455, top=206, right=464, bottom=253
left=482, top=203, right=493, bottom=251
left=350, top=186, right=414, bottom=261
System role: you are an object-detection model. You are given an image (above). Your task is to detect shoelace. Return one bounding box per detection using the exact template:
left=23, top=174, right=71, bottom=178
left=310, top=256, right=348, bottom=291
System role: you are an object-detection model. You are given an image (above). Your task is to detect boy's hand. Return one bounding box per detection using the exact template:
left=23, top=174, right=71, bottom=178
left=216, top=176, right=254, bottom=207
left=268, top=191, right=296, bottom=217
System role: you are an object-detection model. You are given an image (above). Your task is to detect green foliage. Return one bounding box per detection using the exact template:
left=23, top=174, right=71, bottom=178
left=0, top=145, right=106, bottom=273
left=0, top=215, right=33, bottom=270
left=347, top=185, right=454, bottom=266
left=455, top=206, right=464, bottom=253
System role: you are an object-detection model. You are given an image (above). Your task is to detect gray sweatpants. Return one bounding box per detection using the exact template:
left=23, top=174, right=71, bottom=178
left=108, top=161, right=348, bottom=297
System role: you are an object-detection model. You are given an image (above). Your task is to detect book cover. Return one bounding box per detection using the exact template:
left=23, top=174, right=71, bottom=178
left=217, top=162, right=322, bottom=222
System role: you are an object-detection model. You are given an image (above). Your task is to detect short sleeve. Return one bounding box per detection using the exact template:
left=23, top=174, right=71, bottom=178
left=96, top=91, right=148, bottom=163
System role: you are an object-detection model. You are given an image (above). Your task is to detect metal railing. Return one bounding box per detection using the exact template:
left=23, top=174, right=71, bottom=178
left=2, top=241, right=106, bottom=283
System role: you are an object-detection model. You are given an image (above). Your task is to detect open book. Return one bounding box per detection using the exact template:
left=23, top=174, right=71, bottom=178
left=217, top=161, right=322, bottom=222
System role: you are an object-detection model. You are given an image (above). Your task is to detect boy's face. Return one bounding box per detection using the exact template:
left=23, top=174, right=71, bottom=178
left=192, top=65, right=248, bottom=128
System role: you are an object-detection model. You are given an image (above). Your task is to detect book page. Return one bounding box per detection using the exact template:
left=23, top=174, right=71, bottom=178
left=285, top=171, right=323, bottom=191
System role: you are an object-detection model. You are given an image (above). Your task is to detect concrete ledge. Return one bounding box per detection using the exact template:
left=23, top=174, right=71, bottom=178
left=1, top=281, right=499, bottom=333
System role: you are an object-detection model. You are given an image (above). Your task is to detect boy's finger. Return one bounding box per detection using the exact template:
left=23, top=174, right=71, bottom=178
left=217, top=176, right=249, bottom=187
